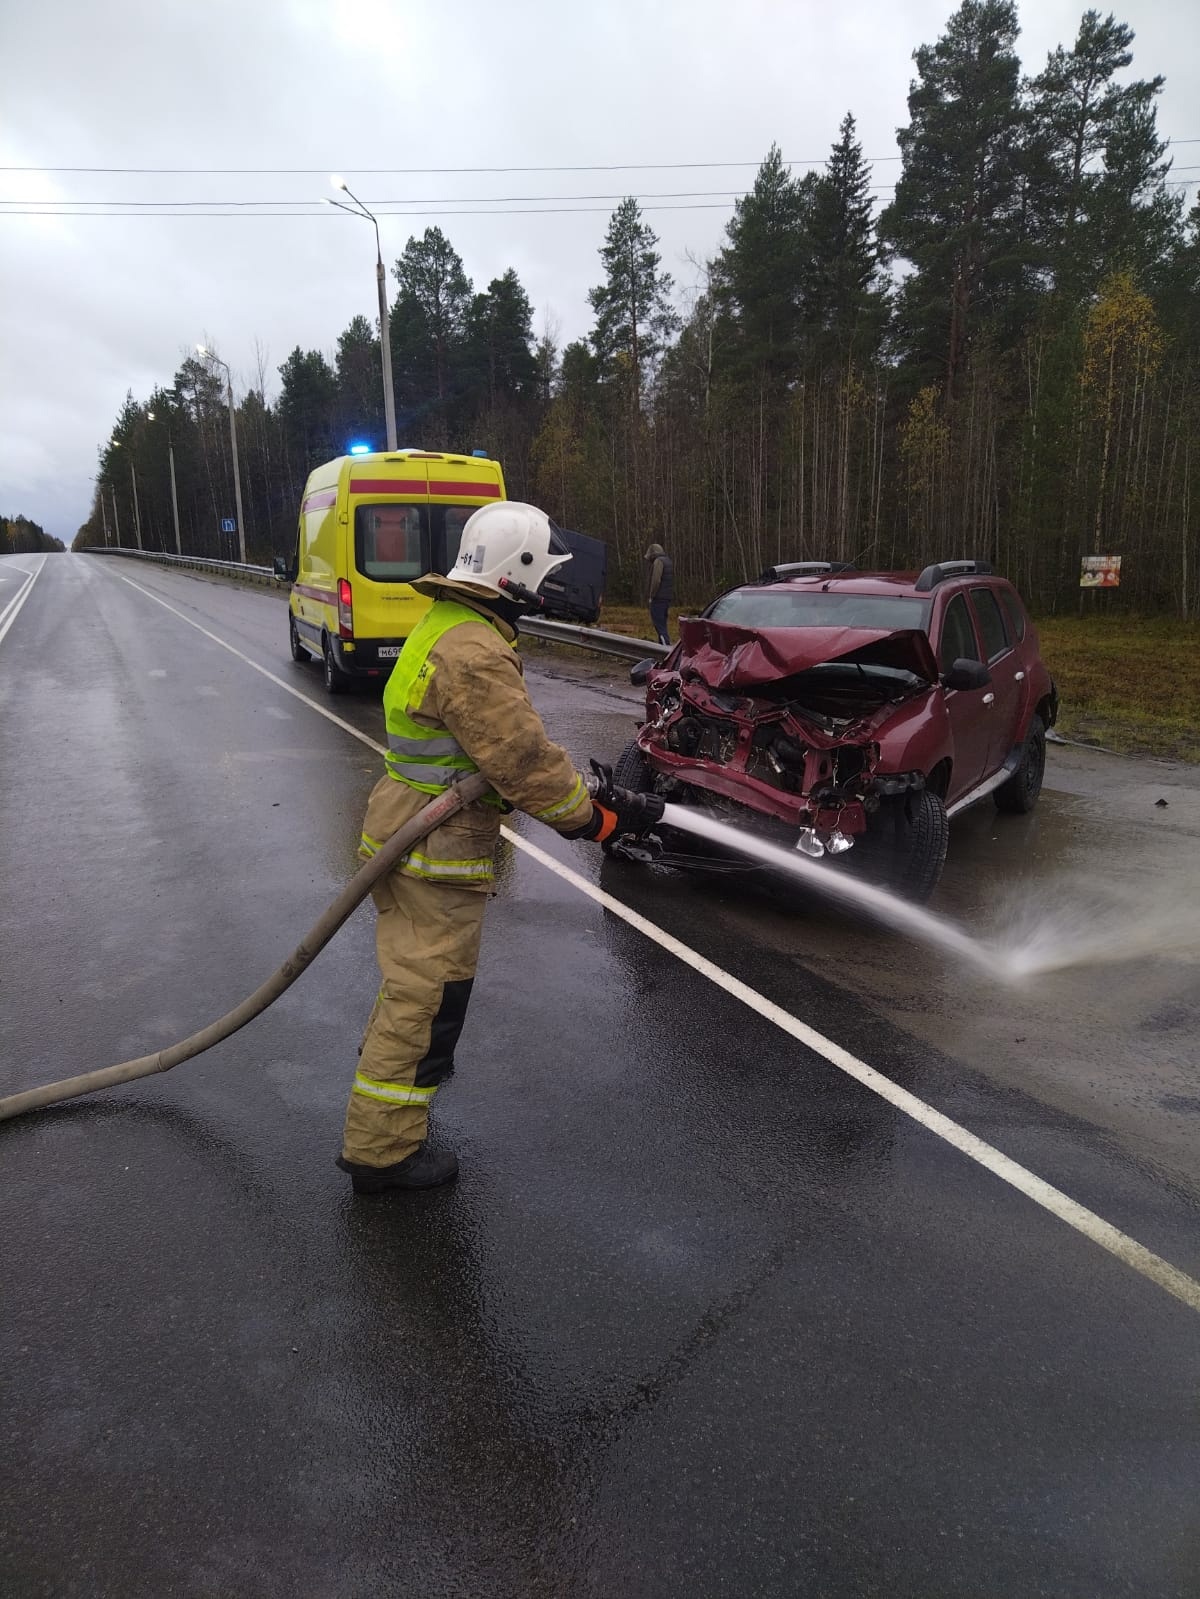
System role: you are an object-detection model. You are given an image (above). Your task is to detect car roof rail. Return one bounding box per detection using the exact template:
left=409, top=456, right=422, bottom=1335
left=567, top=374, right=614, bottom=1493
left=913, top=559, right=994, bottom=592
left=757, top=560, right=858, bottom=582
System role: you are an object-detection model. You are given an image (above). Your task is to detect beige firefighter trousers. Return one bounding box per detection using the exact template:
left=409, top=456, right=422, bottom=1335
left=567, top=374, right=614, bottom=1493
left=341, top=868, right=487, bottom=1168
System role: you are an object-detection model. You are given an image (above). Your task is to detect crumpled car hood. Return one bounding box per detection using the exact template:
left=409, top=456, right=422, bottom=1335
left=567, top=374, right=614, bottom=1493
left=675, top=617, right=940, bottom=691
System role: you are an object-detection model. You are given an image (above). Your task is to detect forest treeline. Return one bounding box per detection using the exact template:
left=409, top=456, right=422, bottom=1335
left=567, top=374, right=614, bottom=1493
left=4, top=515, right=63, bottom=554
left=75, top=2, right=1200, bottom=615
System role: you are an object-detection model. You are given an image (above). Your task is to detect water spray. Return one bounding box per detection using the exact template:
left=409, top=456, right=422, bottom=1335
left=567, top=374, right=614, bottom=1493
left=649, top=804, right=1200, bottom=985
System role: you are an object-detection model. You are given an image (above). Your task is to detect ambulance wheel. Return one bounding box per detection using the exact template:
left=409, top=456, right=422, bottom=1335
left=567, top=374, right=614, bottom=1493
left=322, top=637, right=349, bottom=695
left=289, top=614, right=310, bottom=664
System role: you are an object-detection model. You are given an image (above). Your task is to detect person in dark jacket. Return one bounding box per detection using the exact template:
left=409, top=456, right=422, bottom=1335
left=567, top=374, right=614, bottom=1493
left=645, top=542, right=673, bottom=645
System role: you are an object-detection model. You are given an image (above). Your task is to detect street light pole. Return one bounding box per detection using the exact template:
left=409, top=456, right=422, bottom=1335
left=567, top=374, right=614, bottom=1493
left=196, top=346, right=247, bottom=563
left=110, top=440, right=138, bottom=548
left=89, top=477, right=110, bottom=545
left=129, top=459, right=143, bottom=550
left=329, top=177, right=398, bottom=451
left=148, top=407, right=183, bottom=555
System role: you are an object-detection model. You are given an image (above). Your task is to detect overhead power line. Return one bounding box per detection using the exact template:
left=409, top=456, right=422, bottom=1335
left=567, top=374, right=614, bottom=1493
left=0, top=158, right=904, bottom=175
left=6, top=177, right=1199, bottom=221
left=0, top=186, right=901, bottom=208
left=0, top=202, right=768, bottom=218
left=5, top=168, right=1196, bottom=210
left=0, top=140, right=1196, bottom=176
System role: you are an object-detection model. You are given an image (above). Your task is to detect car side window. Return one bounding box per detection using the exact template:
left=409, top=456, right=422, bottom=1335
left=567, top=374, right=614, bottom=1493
left=939, top=593, right=980, bottom=666
left=971, top=587, right=1011, bottom=662
left=1000, top=588, right=1027, bottom=642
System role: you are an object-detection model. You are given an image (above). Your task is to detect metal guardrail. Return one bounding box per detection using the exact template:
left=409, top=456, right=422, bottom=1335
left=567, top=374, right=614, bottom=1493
left=81, top=547, right=275, bottom=583
left=516, top=615, right=670, bottom=662
left=81, top=546, right=672, bottom=664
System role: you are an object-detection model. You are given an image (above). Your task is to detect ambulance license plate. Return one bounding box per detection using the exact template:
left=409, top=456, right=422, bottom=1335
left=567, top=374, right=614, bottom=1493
left=377, top=646, right=401, bottom=659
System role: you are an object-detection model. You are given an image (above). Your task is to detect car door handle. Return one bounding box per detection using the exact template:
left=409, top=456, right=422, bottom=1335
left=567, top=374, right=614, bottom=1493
left=1014, top=671, right=1025, bottom=682
left=983, top=692, right=995, bottom=705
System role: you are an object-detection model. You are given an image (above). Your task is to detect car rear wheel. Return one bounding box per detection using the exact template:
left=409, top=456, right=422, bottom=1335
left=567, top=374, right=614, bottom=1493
left=289, top=614, right=310, bottom=664
left=852, top=789, right=949, bottom=904
left=994, top=715, right=1045, bottom=814
left=322, top=637, right=349, bottom=695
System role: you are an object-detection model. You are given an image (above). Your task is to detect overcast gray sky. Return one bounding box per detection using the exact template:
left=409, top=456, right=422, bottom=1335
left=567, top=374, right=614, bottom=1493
left=2, top=0, right=1197, bottom=542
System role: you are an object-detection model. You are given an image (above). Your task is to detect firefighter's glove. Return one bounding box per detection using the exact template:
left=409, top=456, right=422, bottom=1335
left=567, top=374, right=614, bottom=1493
left=567, top=787, right=665, bottom=843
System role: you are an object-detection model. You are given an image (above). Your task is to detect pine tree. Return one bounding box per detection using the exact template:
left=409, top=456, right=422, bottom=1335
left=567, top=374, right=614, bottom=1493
left=880, top=0, right=1025, bottom=398
left=277, top=348, right=337, bottom=475
left=588, top=198, right=678, bottom=409
left=334, top=314, right=383, bottom=448
left=464, top=268, right=537, bottom=410
left=390, top=227, right=472, bottom=436
left=806, top=113, right=889, bottom=360
left=1027, top=10, right=1176, bottom=293
left=716, top=144, right=812, bottom=388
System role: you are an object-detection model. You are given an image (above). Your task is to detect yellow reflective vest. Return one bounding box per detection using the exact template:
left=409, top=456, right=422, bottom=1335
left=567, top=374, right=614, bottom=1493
left=358, top=583, right=593, bottom=889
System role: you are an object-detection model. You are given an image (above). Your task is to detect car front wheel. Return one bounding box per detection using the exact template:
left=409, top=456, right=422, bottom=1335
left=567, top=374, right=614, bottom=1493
left=852, top=789, right=949, bottom=904
left=612, top=739, right=653, bottom=793
left=994, top=714, right=1045, bottom=814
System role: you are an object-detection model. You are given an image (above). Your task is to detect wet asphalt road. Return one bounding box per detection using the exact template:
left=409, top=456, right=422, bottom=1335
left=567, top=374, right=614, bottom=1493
left=2, top=552, right=1198, bottom=1599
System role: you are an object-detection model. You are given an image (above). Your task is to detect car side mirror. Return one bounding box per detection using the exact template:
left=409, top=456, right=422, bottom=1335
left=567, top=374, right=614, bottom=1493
left=630, top=658, right=656, bottom=687
left=273, top=553, right=296, bottom=582
left=942, top=658, right=991, bottom=691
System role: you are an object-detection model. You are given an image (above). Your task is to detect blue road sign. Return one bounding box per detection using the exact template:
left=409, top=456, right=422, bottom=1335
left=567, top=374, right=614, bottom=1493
left=221, top=518, right=236, bottom=534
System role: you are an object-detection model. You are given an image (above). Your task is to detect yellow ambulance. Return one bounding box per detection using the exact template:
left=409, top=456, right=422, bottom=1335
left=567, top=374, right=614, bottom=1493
left=276, top=448, right=506, bottom=693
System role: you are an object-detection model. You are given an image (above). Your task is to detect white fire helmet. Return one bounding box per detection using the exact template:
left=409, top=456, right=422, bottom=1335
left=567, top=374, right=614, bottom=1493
left=443, top=501, right=572, bottom=599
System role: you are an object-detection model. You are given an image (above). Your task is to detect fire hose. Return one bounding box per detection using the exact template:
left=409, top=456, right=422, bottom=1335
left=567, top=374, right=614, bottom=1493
left=0, top=771, right=495, bottom=1125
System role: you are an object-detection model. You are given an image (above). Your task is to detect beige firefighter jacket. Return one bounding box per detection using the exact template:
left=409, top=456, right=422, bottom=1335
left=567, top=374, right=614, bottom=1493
left=359, top=579, right=594, bottom=891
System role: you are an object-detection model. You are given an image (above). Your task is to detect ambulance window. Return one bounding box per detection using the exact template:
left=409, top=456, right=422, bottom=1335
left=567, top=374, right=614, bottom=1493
left=442, top=507, right=473, bottom=572
left=355, top=504, right=427, bottom=580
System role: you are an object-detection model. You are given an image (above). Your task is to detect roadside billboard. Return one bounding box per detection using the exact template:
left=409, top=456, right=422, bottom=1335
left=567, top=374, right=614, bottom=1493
left=1080, top=555, right=1122, bottom=588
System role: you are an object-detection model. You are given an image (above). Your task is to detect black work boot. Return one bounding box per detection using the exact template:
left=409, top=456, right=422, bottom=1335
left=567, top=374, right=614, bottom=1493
left=336, top=1146, right=459, bottom=1194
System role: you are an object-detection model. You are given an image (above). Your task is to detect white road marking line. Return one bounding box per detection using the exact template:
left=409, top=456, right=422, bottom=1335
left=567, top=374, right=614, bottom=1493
left=108, top=568, right=383, bottom=751
left=105, top=562, right=1200, bottom=1315
left=0, top=557, right=46, bottom=647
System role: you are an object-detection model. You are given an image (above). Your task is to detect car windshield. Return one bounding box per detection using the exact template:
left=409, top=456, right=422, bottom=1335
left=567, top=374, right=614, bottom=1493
left=707, top=589, right=932, bottom=631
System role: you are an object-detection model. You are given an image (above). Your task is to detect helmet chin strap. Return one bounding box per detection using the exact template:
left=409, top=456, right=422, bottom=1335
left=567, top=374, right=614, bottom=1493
left=496, top=576, right=548, bottom=611
left=468, top=582, right=527, bottom=628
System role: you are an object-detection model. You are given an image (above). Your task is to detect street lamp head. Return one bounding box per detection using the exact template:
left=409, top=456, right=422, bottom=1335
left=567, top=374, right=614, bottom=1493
left=330, top=174, right=347, bottom=191
left=196, top=344, right=208, bottom=356
left=147, top=411, right=156, bottom=421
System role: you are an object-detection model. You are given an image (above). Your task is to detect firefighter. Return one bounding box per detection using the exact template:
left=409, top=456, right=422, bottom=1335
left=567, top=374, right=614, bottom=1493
left=337, top=501, right=663, bottom=1195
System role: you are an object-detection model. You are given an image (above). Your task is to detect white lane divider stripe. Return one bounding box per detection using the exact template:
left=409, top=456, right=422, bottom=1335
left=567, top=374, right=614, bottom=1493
left=108, top=562, right=1200, bottom=1315
left=108, top=567, right=384, bottom=751
left=0, top=558, right=46, bottom=646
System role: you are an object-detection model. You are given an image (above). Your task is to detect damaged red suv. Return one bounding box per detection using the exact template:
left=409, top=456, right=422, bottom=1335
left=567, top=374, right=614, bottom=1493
left=615, top=560, right=1058, bottom=901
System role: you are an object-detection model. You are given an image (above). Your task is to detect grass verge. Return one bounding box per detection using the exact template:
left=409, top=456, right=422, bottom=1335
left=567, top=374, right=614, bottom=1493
left=1035, top=615, right=1200, bottom=762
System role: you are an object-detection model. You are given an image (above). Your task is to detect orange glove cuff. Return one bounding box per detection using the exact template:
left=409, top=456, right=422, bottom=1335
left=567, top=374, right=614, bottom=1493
left=591, top=804, right=619, bottom=843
